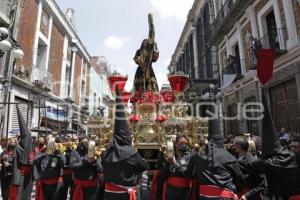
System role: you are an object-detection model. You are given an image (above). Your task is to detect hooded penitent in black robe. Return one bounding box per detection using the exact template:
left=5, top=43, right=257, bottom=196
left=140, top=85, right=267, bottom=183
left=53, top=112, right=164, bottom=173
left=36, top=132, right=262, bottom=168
left=160, top=149, right=192, bottom=200
left=70, top=144, right=102, bottom=200
left=10, top=106, right=36, bottom=200
left=33, top=152, right=66, bottom=200
left=186, top=102, right=245, bottom=200
left=240, top=147, right=300, bottom=199
left=239, top=89, right=300, bottom=199
left=237, top=153, right=267, bottom=200
left=102, top=87, right=148, bottom=200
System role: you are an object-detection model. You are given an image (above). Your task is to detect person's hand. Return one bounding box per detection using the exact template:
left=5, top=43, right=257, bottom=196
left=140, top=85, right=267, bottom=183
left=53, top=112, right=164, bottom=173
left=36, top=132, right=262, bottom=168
left=239, top=195, right=247, bottom=200
left=137, top=55, right=145, bottom=65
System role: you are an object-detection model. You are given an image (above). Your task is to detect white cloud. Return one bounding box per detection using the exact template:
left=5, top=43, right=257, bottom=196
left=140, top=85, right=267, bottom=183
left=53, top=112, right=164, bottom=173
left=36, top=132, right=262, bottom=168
left=104, top=35, right=130, bottom=50
left=150, top=0, right=194, bottom=21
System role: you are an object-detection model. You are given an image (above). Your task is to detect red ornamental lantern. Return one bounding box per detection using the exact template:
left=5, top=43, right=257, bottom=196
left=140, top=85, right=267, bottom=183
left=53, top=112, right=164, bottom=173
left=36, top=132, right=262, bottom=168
left=156, top=114, right=167, bottom=123
left=129, top=114, right=141, bottom=123
left=160, top=91, right=174, bottom=103
left=121, top=91, right=131, bottom=104
left=108, top=74, right=128, bottom=93
left=168, top=74, right=188, bottom=92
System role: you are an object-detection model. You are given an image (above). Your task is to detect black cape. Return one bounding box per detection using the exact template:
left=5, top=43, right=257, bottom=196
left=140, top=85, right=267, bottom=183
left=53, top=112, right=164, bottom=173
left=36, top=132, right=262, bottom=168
left=240, top=147, right=300, bottom=199
left=186, top=96, right=244, bottom=196
left=239, top=84, right=300, bottom=198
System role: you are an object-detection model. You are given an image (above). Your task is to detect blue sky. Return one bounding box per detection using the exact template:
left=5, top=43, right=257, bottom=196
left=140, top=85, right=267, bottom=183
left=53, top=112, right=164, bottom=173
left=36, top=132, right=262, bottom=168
left=56, top=0, right=194, bottom=91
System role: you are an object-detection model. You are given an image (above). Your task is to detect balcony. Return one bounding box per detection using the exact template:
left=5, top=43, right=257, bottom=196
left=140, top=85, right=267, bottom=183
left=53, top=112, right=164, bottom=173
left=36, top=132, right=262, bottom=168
left=0, top=0, right=10, bottom=25
left=209, top=0, right=255, bottom=45
left=222, top=56, right=243, bottom=80
left=80, top=98, right=89, bottom=111
left=102, top=94, right=112, bottom=103
left=32, top=66, right=53, bottom=92
left=257, top=28, right=288, bottom=56
left=13, top=66, right=30, bottom=80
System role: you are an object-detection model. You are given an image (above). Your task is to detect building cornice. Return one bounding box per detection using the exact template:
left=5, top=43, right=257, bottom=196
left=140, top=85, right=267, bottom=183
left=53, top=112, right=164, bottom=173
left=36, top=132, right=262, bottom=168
left=168, top=0, right=204, bottom=70
left=43, top=0, right=91, bottom=61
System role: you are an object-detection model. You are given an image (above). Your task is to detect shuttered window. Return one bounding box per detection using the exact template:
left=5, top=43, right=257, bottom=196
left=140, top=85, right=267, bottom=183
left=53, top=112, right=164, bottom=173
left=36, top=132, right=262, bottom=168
left=11, top=97, right=33, bottom=132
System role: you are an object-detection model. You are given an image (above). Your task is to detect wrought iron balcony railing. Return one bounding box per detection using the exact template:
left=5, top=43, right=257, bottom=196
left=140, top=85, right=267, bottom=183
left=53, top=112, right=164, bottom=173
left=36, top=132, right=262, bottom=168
left=257, top=28, right=288, bottom=54
left=209, top=0, right=255, bottom=44
left=32, top=66, right=53, bottom=92
left=222, top=56, right=244, bottom=80
left=80, top=97, right=89, bottom=110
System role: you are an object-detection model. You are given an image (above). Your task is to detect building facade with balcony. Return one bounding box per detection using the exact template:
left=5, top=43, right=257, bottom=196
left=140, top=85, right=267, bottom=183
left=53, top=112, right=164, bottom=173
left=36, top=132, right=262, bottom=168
left=168, top=0, right=219, bottom=118
left=211, top=0, right=300, bottom=136
left=3, top=0, right=92, bottom=136
left=90, top=56, right=112, bottom=118
left=170, top=0, right=300, bottom=136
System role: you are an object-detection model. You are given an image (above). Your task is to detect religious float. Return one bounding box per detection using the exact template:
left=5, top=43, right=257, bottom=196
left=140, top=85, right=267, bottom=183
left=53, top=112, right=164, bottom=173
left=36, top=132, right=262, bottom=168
left=88, top=14, right=209, bottom=177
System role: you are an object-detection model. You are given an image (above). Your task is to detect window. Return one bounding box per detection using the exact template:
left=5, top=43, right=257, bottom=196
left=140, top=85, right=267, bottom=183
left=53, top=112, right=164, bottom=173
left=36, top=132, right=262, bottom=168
left=94, top=93, right=97, bottom=114
left=260, top=7, right=286, bottom=51
left=244, top=96, right=259, bottom=135
left=81, top=80, right=86, bottom=97
left=64, top=66, right=71, bottom=97
left=265, top=10, right=279, bottom=49
left=67, top=45, right=72, bottom=61
left=36, top=40, right=47, bottom=68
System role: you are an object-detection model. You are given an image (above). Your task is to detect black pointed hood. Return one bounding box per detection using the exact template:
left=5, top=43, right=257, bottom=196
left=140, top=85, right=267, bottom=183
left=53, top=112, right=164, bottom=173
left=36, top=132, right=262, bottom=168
left=261, top=88, right=280, bottom=157
left=17, top=105, right=30, bottom=141
left=16, top=105, right=35, bottom=164
left=102, top=86, right=137, bottom=163
left=206, top=95, right=223, bottom=147
left=206, top=96, right=236, bottom=167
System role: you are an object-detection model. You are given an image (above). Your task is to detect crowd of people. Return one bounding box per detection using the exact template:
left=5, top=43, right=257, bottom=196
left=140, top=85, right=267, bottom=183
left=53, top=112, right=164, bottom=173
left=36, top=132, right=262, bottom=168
left=152, top=132, right=300, bottom=200
left=0, top=87, right=299, bottom=200
left=151, top=89, right=300, bottom=200
left=0, top=88, right=147, bottom=200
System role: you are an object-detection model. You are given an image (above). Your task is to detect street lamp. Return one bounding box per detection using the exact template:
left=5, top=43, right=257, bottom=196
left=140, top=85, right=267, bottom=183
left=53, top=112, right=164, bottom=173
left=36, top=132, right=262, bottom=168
left=0, top=27, right=24, bottom=58
left=0, top=27, right=9, bottom=37
left=0, top=40, right=12, bottom=52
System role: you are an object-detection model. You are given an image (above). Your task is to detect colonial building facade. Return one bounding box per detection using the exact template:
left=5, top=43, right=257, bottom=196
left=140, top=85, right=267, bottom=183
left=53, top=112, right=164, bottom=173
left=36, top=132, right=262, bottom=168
left=169, top=0, right=300, bottom=136
left=0, top=0, right=111, bottom=137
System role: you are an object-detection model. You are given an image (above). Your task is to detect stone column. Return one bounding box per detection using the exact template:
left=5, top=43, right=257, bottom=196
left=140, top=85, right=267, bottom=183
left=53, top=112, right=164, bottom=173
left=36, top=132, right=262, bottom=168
left=282, top=0, right=300, bottom=49
left=247, top=6, right=259, bottom=38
